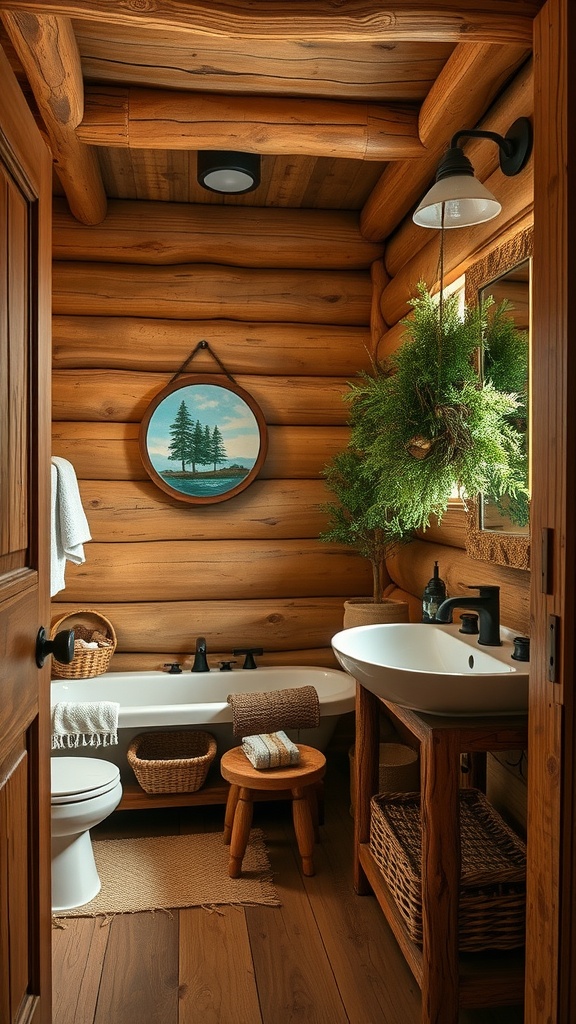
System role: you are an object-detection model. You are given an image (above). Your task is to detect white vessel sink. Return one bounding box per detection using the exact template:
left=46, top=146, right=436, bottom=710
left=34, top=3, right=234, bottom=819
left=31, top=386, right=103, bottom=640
left=331, top=622, right=529, bottom=716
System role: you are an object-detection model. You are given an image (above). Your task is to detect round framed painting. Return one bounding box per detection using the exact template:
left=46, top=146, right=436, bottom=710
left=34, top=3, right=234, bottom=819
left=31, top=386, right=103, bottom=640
left=139, top=374, right=268, bottom=504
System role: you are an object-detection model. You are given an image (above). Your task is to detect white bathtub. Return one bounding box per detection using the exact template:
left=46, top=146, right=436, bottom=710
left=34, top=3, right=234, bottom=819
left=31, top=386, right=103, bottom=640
left=51, top=666, right=355, bottom=782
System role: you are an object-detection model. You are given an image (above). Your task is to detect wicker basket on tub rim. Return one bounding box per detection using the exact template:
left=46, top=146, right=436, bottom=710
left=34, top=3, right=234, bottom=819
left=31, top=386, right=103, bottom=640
left=127, top=730, right=218, bottom=794
left=50, top=609, right=117, bottom=679
left=370, top=788, right=527, bottom=953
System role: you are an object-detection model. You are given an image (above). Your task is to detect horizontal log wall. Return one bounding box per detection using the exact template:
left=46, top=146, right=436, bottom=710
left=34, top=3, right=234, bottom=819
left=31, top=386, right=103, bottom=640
left=51, top=200, right=377, bottom=668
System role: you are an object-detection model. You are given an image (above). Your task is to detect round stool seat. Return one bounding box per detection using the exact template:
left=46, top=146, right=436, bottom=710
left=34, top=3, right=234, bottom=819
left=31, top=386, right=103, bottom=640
left=51, top=757, right=121, bottom=804
left=220, top=744, right=326, bottom=879
left=220, top=744, right=326, bottom=790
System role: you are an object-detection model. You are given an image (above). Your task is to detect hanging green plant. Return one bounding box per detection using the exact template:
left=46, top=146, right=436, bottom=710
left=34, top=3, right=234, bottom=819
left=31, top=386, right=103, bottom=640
left=350, top=282, right=528, bottom=535
left=320, top=282, right=529, bottom=574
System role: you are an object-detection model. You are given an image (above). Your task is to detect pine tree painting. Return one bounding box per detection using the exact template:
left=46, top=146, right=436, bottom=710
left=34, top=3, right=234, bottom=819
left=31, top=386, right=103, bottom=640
left=167, top=400, right=195, bottom=472
left=142, top=380, right=264, bottom=502
left=210, top=425, right=227, bottom=471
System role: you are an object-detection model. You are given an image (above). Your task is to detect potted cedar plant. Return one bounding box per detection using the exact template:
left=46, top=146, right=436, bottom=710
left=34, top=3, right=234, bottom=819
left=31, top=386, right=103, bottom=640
left=321, top=282, right=528, bottom=627
left=320, top=391, right=411, bottom=629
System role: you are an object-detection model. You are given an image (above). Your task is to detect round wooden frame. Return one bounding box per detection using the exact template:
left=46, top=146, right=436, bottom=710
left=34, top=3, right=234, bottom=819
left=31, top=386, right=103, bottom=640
left=139, top=374, right=268, bottom=504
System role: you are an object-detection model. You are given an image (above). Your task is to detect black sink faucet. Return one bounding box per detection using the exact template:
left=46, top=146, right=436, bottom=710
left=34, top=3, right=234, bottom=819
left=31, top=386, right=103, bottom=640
left=435, top=586, right=501, bottom=647
left=191, top=636, right=210, bottom=672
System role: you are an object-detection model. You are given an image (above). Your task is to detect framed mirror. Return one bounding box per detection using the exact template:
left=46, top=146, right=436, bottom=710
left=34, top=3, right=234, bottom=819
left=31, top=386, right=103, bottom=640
left=465, top=227, right=532, bottom=570
left=139, top=374, right=268, bottom=504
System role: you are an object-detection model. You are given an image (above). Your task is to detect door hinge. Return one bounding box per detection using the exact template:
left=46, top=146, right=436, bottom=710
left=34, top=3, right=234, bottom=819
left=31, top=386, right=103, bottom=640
left=541, top=527, right=554, bottom=594
left=547, top=614, right=560, bottom=683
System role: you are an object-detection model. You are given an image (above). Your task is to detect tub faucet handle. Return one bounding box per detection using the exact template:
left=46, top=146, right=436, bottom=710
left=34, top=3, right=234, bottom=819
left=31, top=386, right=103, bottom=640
left=233, top=647, right=263, bottom=670
left=164, top=662, right=182, bottom=674
left=219, top=660, right=237, bottom=672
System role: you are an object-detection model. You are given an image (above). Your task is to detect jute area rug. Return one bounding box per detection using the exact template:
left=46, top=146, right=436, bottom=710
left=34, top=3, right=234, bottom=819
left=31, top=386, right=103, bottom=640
left=53, top=828, right=280, bottom=923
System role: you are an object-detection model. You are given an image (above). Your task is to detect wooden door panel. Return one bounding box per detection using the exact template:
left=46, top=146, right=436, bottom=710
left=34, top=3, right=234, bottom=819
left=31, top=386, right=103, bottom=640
left=0, top=42, right=52, bottom=1024
left=0, top=748, right=29, bottom=1023
left=6, top=173, right=28, bottom=555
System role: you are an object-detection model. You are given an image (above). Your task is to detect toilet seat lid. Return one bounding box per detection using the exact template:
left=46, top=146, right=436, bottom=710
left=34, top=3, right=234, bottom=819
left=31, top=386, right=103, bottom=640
left=51, top=757, right=121, bottom=803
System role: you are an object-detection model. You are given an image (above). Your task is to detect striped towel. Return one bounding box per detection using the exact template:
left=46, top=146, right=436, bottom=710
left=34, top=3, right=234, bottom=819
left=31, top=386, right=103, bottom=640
left=241, top=731, right=300, bottom=770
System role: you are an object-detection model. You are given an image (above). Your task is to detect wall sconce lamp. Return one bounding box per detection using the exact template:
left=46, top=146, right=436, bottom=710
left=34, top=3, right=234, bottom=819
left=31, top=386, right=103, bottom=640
left=197, top=150, right=261, bottom=195
left=413, top=117, right=533, bottom=229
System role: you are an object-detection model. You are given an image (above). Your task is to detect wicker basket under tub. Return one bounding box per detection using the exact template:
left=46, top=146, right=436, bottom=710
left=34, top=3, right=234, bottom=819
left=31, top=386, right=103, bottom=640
left=370, top=789, right=527, bottom=953
left=127, top=730, right=217, bottom=794
left=51, top=609, right=117, bottom=679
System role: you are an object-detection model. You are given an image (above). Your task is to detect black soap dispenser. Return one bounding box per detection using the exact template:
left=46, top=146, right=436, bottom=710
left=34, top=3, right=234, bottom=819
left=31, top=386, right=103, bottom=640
left=422, top=561, right=447, bottom=623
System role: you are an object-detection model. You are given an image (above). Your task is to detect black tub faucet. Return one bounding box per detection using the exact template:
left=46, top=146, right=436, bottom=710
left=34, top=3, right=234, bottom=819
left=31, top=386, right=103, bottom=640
left=191, top=636, right=210, bottom=672
left=435, top=585, right=501, bottom=647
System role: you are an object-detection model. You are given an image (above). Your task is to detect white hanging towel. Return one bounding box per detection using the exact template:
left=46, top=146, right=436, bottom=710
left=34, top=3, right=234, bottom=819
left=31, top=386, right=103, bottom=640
left=51, top=701, right=120, bottom=749
left=50, top=456, right=92, bottom=597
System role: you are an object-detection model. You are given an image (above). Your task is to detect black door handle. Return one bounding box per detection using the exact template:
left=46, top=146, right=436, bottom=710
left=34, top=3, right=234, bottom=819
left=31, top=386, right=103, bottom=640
left=36, top=627, right=75, bottom=668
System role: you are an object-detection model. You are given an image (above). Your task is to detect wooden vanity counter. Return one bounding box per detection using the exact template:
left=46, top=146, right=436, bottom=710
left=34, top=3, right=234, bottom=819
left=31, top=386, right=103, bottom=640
left=353, top=682, right=528, bottom=1024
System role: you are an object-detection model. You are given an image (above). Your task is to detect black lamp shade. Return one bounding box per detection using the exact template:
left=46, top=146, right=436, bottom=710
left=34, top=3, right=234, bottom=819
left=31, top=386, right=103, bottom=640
left=197, top=151, right=260, bottom=194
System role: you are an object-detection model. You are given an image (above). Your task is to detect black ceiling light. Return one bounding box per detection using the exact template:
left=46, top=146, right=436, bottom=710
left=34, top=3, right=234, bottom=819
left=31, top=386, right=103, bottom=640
left=413, top=117, right=533, bottom=229
left=197, top=150, right=261, bottom=195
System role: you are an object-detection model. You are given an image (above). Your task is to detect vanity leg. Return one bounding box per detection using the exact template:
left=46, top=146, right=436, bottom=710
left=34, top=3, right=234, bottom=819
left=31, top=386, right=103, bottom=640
left=354, top=682, right=380, bottom=894
left=420, top=728, right=461, bottom=1024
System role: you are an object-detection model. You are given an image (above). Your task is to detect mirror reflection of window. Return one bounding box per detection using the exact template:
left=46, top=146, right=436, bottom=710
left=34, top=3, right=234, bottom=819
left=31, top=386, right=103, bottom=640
left=479, top=258, right=530, bottom=537
left=464, top=227, right=532, bottom=570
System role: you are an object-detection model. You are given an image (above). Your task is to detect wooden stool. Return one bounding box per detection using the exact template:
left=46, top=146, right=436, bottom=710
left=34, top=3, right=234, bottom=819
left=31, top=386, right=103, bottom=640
left=220, top=744, right=326, bottom=878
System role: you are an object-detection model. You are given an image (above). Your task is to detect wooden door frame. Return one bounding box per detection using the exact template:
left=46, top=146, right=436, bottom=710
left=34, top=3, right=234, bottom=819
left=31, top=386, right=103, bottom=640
left=526, top=0, right=576, bottom=1020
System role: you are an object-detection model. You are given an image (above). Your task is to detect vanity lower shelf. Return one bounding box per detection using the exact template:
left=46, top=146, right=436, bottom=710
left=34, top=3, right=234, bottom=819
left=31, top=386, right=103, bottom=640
left=354, top=685, right=528, bottom=1023
left=358, top=841, right=525, bottom=1010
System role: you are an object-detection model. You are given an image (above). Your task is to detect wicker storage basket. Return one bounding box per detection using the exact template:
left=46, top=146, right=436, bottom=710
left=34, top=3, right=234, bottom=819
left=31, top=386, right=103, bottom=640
left=349, top=743, right=420, bottom=814
left=370, top=789, right=527, bottom=952
left=51, top=609, right=117, bottom=680
left=127, top=730, right=217, bottom=794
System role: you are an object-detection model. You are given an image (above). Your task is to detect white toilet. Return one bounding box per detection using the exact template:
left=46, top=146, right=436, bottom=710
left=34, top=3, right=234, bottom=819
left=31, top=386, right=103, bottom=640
left=51, top=757, right=123, bottom=912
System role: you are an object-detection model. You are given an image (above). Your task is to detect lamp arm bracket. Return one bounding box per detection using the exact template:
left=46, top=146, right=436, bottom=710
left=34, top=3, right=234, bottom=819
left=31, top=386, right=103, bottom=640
left=450, top=128, right=511, bottom=156
left=449, top=118, right=532, bottom=178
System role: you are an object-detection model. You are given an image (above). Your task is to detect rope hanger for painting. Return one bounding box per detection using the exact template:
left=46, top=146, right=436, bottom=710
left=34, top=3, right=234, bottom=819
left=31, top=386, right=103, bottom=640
left=169, top=340, right=237, bottom=385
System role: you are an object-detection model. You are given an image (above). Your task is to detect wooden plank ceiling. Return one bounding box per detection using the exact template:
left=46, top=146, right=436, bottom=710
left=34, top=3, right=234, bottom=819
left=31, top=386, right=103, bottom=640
left=0, top=2, right=540, bottom=231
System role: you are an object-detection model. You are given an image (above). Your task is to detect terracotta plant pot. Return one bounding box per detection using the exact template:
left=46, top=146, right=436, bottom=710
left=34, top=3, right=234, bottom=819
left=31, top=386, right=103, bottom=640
left=343, top=597, right=410, bottom=629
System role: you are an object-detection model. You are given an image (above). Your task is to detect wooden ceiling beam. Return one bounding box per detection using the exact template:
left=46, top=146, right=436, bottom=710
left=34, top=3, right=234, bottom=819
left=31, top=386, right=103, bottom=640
left=0, top=10, right=107, bottom=224
left=0, top=2, right=539, bottom=44
left=360, top=41, right=530, bottom=241
left=77, top=86, right=425, bottom=161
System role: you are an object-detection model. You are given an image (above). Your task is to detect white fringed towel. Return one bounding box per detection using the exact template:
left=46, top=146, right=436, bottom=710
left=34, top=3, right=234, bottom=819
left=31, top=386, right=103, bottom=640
left=51, top=456, right=92, bottom=597
left=51, top=701, right=120, bottom=750
left=241, top=731, right=300, bottom=770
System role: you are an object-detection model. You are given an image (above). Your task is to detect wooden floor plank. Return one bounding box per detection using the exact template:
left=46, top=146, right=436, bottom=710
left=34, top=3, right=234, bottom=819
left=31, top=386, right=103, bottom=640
left=297, top=758, right=422, bottom=1024
left=52, top=751, right=525, bottom=1024
left=246, top=806, right=349, bottom=1024
left=179, top=907, right=262, bottom=1024
left=52, top=917, right=110, bottom=1024
left=93, top=911, right=179, bottom=1024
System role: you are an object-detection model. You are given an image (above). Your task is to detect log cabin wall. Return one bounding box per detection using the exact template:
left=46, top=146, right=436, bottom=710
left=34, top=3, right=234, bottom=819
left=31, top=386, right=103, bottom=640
left=51, top=200, right=382, bottom=671
left=50, top=58, right=532, bottom=691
